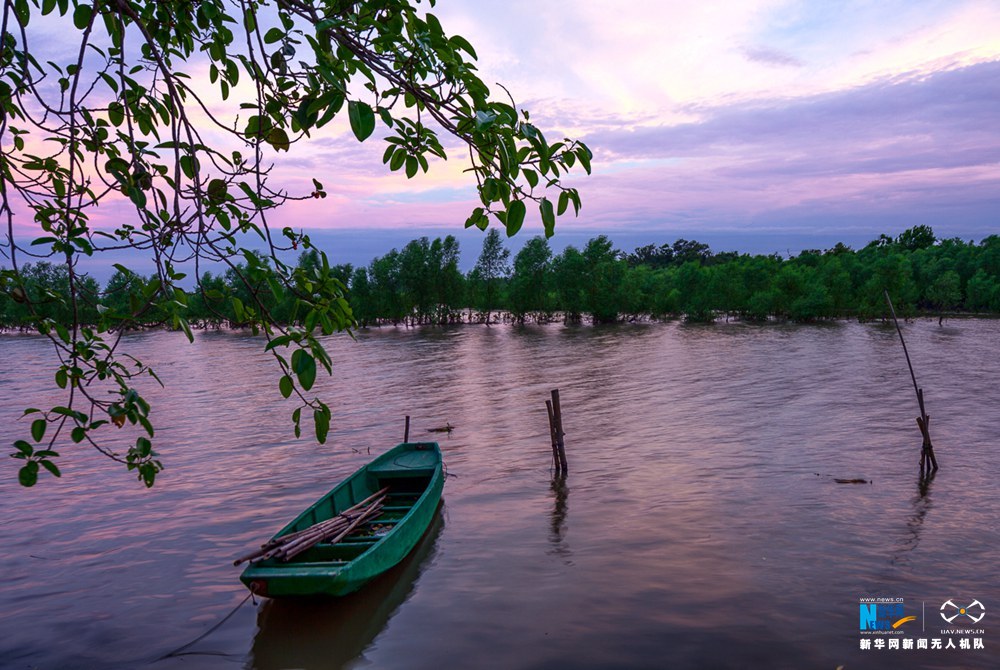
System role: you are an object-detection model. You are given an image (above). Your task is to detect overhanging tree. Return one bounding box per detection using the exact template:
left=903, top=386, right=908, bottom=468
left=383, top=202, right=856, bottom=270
left=0, top=0, right=591, bottom=486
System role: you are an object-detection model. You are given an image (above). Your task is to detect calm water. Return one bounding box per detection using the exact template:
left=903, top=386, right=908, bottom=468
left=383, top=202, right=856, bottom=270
left=1, top=320, right=998, bottom=669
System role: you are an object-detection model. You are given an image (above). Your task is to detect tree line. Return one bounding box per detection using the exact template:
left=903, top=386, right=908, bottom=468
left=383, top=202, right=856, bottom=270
left=3, top=225, right=999, bottom=330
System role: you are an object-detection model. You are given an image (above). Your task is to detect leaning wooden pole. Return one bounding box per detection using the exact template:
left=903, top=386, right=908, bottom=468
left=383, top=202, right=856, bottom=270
left=404, top=415, right=411, bottom=443
left=550, top=389, right=568, bottom=472
left=883, top=290, right=939, bottom=473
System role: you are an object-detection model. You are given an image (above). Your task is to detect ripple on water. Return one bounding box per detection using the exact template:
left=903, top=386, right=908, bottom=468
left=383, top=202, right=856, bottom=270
left=1, top=319, right=998, bottom=670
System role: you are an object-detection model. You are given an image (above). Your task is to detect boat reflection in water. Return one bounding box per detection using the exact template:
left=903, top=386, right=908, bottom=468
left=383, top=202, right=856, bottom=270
left=249, top=505, right=444, bottom=670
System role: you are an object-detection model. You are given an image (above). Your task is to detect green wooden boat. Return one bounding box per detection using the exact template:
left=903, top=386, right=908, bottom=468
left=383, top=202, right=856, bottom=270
left=240, top=442, right=443, bottom=598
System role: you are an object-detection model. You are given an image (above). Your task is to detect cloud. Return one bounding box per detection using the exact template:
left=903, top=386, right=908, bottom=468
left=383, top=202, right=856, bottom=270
left=271, top=57, right=1000, bottom=240
left=7, top=0, right=1000, bottom=249
left=543, top=59, right=1000, bottom=237
left=740, top=46, right=804, bottom=68
left=585, top=60, right=1000, bottom=170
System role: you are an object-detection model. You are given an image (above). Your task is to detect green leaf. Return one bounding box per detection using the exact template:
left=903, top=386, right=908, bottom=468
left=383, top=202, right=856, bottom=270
left=51, top=406, right=87, bottom=422
left=505, top=200, right=526, bottom=237
left=19, top=463, right=38, bottom=487
left=265, top=334, right=293, bottom=351
left=389, top=149, right=406, bottom=172
left=13, top=0, right=30, bottom=26
left=13, top=440, right=34, bottom=456
left=314, top=408, right=330, bottom=444
left=279, top=374, right=293, bottom=399
left=40, top=460, right=62, bottom=478
left=569, top=189, right=582, bottom=215
left=377, top=106, right=393, bottom=127
left=405, top=155, right=418, bottom=179
left=108, top=101, right=125, bottom=127
left=176, top=315, right=194, bottom=343
left=523, top=168, right=539, bottom=189
left=244, top=115, right=271, bottom=140
left=293, top=351, right=317, bottom=391
left=31, top=419, right=46, bottom=443
left=348, top=101, right=376, bottom=142
left=105, top=157, right=129, bottom=180
left=71, top=426, right=86, bottom=443
left=576, top=145, right=592, bottom=174
left=266, top=127, right=290, bottom=152
left=474, top=110, right=497, bottom=132
left=206, top=178, right=228, bottom=203
left=464, top=207, right=484, bottom=229
left=449, top=34, right=478, bottom=59
left=481, top=178, right=498, bottom=202
left=232, top=297, right=245, bottom=321
left=73, top=4, right=93, bottom=30
left=180, top=155, right=198, bottom=179
left=127, top=185, right=147, bottom=209
left=540, top=198, right=555, bottom=238
left=558, top=190, right=570, bottom=216
left=264, top=28, right=284, bottom=44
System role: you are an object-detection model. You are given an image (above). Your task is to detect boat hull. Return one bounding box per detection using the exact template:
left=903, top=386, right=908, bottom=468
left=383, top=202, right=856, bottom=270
left=240, top=442, right=443, bottom=598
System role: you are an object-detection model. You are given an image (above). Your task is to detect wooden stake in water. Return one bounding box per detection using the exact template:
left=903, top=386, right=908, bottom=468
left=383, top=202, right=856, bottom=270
left=546, top=389, right=568, bottom=473
left=404, top=415, right=410, bottom=443
left=883, top=290, right=939, bottom=473
left=546, top=399, right=560, bottom=471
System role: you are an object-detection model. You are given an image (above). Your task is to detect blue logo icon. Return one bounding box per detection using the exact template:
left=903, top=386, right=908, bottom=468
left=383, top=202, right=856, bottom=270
left=860, top=603, right=909, bottom=631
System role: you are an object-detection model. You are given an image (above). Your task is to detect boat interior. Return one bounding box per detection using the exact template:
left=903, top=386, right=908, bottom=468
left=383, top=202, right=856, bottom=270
left=280, top=445, right=439, bottom=566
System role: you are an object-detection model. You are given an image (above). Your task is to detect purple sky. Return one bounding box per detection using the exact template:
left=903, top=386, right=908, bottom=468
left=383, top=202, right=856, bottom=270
left=272, top=0, right=1000, bottom=250
left=7, top=0, right=1000, bottom=271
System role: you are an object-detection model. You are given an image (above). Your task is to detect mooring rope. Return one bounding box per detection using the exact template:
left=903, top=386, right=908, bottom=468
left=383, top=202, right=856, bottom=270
left=155, top=592, right=253, bottom=662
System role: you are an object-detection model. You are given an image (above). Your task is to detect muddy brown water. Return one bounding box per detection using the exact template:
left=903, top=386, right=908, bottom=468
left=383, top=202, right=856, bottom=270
left=1, top=319, right=997, bottom=669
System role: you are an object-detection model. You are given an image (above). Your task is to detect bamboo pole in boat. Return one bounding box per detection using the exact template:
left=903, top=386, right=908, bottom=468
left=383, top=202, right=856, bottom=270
left=261, top=499, right=384, bottom=563
left=277, top=499, right=385, bottom=561
left=237, top=515, right=355, bottom=565
left=271, top=494, right=386, bottom=558
left=261, top=486, right=388, bottom=546
left=233, top=487, right=390, bottom=565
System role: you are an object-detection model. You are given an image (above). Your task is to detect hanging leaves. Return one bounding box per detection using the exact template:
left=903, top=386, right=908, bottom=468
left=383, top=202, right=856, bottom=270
left=2, top=0, right=591, bottom=488
left=348, top=101, right=376, bottom=142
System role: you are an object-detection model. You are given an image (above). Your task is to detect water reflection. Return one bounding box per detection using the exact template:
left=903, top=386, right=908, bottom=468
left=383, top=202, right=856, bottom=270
left=548, top=474, right=571, bottom=564
left=249, top=506, right=444, bottom=670
left=3, top=320, right=1000, bottom=670
left=890, top=471, right=936, bottom=567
